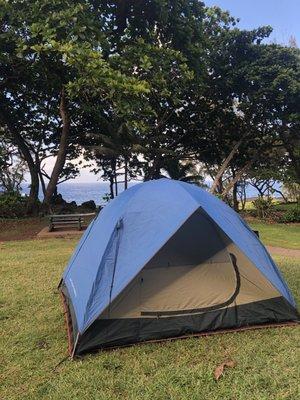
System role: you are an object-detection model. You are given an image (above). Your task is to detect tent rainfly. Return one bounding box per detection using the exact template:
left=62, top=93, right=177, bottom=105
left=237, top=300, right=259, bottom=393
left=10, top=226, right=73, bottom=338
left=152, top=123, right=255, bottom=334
left=59, top=179, right=299, bottom=356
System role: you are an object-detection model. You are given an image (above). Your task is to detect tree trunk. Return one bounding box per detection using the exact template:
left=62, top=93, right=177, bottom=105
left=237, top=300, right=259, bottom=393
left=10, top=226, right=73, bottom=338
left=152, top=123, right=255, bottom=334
left=114, top=175, right=118, bottom=196
left=109, top=177, right=114, bottom=199
left=124, top=158, right=128, bottom=190
left=145, top=154, right=162, bottom=181
left=272, top=188, right=288, bottom=203
left=38, top=171, right=47, bottom=197
left=216, top=179, right=224, bottom=194
left=221, top=159, right=254, bottom=197
left=43, top=89, right=70, bottom=208
left=232, top=183, right=239, bottom=211
left=27, top=170, right=39, bottom=214
left=110, top=159, right=118, bottom=197
left=250, top=182, right=264, bottom=197
left=2, top=121, right=40, bottom=215
left=231, top=169, right=239, bottom=211
left=210, top=137, right=244, bottom=194
left=240, top=183, right=247, bottom=210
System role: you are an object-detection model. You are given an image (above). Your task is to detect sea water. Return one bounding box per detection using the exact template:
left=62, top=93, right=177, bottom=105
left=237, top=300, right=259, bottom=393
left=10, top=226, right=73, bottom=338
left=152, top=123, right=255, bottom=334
left=20, top=180, right=281, bottom=206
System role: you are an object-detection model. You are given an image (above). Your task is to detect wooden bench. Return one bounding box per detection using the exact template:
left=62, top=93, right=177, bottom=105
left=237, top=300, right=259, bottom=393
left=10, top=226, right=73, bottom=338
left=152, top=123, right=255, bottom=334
left=49, top=213, right=95, bottom=232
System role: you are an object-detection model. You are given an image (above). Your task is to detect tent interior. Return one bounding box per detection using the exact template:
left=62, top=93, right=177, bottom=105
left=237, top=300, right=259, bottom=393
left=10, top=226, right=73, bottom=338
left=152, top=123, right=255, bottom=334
left=103, top=208, right=280, bottom=320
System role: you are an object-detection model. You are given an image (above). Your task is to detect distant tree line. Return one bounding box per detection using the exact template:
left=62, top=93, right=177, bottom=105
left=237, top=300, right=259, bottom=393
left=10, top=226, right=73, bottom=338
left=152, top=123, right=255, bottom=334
left=0, top=0, right=299, bottom=214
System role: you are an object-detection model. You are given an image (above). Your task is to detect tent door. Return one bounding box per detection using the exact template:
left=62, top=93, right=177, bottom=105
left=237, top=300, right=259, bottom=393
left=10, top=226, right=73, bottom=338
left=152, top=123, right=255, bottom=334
left=140, top=253, right=240, bottom=316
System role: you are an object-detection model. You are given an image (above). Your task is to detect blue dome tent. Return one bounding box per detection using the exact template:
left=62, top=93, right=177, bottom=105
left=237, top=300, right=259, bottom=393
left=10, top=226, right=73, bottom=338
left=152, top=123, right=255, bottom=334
left=59, top=179, right=299, bottom=356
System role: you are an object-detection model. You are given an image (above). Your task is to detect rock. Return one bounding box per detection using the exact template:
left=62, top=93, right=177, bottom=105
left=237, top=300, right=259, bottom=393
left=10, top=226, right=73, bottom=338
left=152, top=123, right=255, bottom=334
left=80, top=200, right=96, bottom=211
left=52, top=193, right=66, bottom=205
left=59, top=202, right=77, bottom=213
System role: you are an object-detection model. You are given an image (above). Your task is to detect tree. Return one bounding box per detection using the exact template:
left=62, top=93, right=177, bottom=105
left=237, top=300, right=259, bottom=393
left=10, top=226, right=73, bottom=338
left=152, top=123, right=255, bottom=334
left=189, top=23, right=275, bottom=201
left=195, top=20, right=300, bottom=203
left=162, top=158, right=206, bottom=186
left=1, top=0, right=299, bottom=211
left=230, top=43, right=300, bottom=185
left=84, top=121, right=143, bottom=198
left=91, top=1, right=206, bottom=182
left=0, top=158, right=27, bottom=195
left=0, top=139, right=27, bottom=194
left=0, top=0, right=147, bottom=212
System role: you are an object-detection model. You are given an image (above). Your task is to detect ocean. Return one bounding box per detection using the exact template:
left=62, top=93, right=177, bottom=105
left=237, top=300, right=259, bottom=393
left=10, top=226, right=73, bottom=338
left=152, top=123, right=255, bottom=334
left=20, top=180, right=282, bottom=206
left=21, top=181, right=137, bottom=205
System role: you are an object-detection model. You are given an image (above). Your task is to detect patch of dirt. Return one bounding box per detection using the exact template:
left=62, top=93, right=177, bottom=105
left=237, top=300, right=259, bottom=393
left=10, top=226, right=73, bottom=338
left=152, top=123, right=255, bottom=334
left=0, top=217, right=48, bottom=241
left=267, top=246, right=300, bottom=258
left=37, top=226, right=85, bottom=239
left=0, top=216, right=92, bottom=242
left=36, top=339, right=49, bottom=350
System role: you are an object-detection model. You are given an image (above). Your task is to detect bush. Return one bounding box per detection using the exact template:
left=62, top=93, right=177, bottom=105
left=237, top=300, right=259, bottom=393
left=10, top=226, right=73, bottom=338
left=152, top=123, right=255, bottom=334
left=252, top=197, right=273, bottom=219
left=0, top=192, right=28, bottom=218
left=278, top=205, right=300, bottom=223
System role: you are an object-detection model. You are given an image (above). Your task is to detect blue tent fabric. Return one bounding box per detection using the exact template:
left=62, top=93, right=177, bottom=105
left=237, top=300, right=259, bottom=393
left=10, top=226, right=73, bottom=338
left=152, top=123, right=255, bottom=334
left=62, top=179, right=296, bottom=334
left=176, top=181, right=296, bottom=307
left=63, top=183, right=144, bottom=331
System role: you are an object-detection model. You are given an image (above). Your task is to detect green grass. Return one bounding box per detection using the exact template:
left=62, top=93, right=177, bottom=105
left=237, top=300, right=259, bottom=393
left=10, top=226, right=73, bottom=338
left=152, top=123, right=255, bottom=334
left=248, top=221, right=300, bottom=249
left=0, top=239, right=299, bottom=400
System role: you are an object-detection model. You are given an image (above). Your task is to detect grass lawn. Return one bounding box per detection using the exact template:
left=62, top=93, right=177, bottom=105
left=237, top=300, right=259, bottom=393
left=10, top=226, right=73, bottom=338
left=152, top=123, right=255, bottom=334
left=248, top=221, right=300, bottom=250
left=1, top=238, right=299, bottom=400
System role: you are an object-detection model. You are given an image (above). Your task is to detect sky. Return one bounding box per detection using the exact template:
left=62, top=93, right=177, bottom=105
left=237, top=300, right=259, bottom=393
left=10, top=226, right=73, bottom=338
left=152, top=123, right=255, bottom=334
left=204, top=0, right=300, bottom=45
left=29, top=0, right=299, bottom=184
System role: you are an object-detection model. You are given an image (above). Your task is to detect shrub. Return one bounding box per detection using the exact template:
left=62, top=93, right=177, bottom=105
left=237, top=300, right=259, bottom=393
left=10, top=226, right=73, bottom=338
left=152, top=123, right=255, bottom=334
left=252, top=197, right=273, bottom=219
left=0, top=192, right=28, bottom=218
left=279, top=205, right=300, bottom=223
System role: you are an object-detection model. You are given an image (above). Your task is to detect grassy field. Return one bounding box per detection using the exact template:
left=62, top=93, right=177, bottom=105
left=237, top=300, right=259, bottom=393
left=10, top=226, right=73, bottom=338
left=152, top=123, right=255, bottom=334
left=0, top=238, right=299, bottom=400
left=248, top=221, right=300, bottom=249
